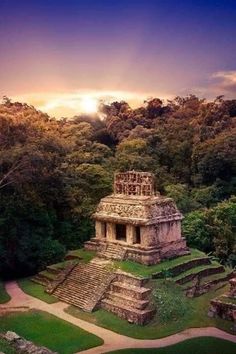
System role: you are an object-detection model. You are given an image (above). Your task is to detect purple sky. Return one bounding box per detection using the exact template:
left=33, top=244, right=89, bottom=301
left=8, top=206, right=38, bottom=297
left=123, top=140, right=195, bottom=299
left=1, top=0, right=236, bottom=117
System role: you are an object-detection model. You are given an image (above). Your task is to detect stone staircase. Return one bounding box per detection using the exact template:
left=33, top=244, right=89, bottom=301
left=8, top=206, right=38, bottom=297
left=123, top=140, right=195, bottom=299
left=52, top=262, right=115, bottom=312
left=97, top=243, right=127, bottom=261
left=101, top=272, right=155, bottom=325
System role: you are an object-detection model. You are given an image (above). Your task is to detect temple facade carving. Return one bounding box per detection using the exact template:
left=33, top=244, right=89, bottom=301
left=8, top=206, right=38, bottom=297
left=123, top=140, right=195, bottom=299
left=85, top=171, right=189, bottom=265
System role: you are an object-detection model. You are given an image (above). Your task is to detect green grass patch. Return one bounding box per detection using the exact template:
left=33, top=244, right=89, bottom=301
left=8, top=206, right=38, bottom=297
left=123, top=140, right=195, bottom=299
left=114, top=249, right=206, bottom=277
left=153, top=280, right=190, bottom=322
left=18, top=278, right=58, bottom=304
left=0, top=338, right=16, bottom=354
left=66, top=248, right=96, bottom=263
left=108, top=337, right=236, bottom=354
left=0, top=282, right=11, bottom=304
left=39, top=270, right=57, bottom=281
left=65, top=283, right=234, bottom=339
left=0, top=310, right=103, bottom=354
left=47, top=259, right=78, bottom=271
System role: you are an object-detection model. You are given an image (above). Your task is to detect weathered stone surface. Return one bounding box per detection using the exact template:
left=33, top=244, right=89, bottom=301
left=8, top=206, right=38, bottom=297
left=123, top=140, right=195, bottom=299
left=229, top=278, right=236, bottom=298
left=4, top=331, right=20, bottom=342
left=100, top=271, right=155, bottom=325
left=1, top=332, right=57, bottom=354
left=85, top=171, right=189, bottom=265
left=208, top=276, right=236, bottom=321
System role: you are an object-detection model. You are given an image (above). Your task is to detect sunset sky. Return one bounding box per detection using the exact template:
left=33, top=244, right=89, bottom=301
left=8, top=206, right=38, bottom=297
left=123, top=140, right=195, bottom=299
left=1, top=0, right=236, bottom=117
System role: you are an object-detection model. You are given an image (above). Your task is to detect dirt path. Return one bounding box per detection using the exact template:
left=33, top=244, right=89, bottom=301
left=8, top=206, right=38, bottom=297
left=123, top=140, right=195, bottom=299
left=1, top=281, right=236, bottom=354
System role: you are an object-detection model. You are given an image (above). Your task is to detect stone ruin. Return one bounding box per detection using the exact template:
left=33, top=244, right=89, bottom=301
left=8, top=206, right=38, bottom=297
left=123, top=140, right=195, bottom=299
left=0, top=331, right=57, bottom=354
left=85, top=171, right=189, bottom=264
left=208, top=277, right=236, bottom=322
left=47, top=171, right=190, bottom=325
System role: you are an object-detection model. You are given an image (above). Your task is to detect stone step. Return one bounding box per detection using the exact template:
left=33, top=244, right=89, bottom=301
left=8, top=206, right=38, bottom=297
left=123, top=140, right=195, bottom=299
left=110, top=281, right=151, bottom=300
left=152, top=257, right=211, bottom=279
left=105, top=291, right=149, bottom=310
left=101, top=298, right=155, bottom=325
left=52, top=262, right=115, bottom=312
left=97, top=243, right=126, bottom=261
left=175, top=265, right=225, bottom=285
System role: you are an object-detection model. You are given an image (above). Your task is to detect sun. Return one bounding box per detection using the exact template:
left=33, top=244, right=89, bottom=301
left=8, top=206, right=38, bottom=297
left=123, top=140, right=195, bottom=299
left=81, top=96, right=98, bottom=114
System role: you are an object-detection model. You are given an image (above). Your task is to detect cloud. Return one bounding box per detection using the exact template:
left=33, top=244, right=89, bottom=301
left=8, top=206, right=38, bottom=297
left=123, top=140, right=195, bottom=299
left=12, top=89, right=171, bottom=118
left=211, top=70, right=236, bottom=94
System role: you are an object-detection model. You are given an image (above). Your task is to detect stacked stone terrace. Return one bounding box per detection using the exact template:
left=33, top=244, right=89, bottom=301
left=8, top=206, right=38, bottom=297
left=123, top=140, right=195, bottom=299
left=209, top=277, right=236, bottom=321
left=85, top=171, right=189, bottom=264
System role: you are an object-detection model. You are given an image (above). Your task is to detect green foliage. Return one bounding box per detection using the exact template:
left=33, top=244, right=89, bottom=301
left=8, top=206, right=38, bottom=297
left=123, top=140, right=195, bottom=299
left=0, top=281, right=11, bottom=303
left=0, top=95, right=235, bottom=276
left=0, top=338, right=16, bottom=354
left=153, top=280, right=191, bottom=323
left=182, top=197, right=236, bottom=262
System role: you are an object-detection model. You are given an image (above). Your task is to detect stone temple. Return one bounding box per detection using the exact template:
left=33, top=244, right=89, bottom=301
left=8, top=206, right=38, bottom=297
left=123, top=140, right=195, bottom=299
left=46, top=171, right=190, bottom=325
left=85, top=171, right=189, bottom=264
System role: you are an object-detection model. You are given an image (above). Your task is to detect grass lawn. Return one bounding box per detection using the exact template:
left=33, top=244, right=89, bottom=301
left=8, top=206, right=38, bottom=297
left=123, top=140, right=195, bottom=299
left=65, top=283, right=235, bottom=339
left=66, top=248, right=96, bottom=263
left=0, top=310, right=103, bottom=354
left=0, top=281, right=11, bottom=304
left=108, top=337, right=236, bottom=354
left=18, top=278, right=58, bottom=304
left=114, top=248, right=207, bottom=277
left=0, top=338, right=16, bottom=354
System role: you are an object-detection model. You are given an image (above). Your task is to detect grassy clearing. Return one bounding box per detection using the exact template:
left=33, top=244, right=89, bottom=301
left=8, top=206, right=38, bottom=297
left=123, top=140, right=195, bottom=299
left=66, top=248, right=96, bottom=263
left=0, top=338, right=16, bottom=354
left=47, top=259, right=78, bottom=270
left=18, top=278, right=58, bottom=304
left=114, top=249, right=206, bottom=277
left=0, top=281, right=11, bottom=304
left=108, top=337, right=236, bottom=354
left=65, top=283, right=234, bottom=339
left=0, top=310, right=103, bottom=354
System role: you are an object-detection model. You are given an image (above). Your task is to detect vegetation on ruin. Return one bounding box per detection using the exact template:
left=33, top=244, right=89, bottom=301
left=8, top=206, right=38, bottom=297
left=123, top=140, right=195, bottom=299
left=0, top=95, right=235, bottom=277
left=114, top=248, right=206, bottom=277
left=0, top=310, right=103, bottom=353
left=108, top=337, right=236, bottom=354
left=0, top=282, right=11, bottom=304
left=0, top=338, right=16, bottom=354
left=65, top=283, right=234, bottom=339
left=17, top=278, right=58, bottom=304
left=152, top=280, right=191, bottom=322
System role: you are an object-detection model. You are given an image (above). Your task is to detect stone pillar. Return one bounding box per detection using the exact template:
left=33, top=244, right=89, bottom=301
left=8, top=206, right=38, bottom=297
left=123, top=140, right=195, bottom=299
left=107, top=222, right=116, bottom=241
left=126, top=224, right=135, bottom=245
left=95, top=221, right=105, bottom=239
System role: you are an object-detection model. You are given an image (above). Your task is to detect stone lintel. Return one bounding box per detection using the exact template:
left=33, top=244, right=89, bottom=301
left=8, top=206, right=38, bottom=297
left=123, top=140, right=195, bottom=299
left=93, top=214, right=183, bottom=225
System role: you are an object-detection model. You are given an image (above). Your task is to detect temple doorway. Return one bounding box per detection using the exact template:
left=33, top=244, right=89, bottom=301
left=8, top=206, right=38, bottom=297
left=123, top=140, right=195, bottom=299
left=135, top=226, right=141, bottom=244
left=116, top=224, right=126, bottom=242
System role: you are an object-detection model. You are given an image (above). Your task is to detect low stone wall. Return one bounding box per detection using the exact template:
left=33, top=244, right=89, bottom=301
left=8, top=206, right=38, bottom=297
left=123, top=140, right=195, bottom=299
left=176, top=265, right=225, bottom=285
left=209, top=298, right=236, bottom=321
left=115, top=271, right=149, bottom=287
left=152, top=257, right=211, bottom=279
left=101, top=300, right=155, bottom=325
left=185, top=272, right=235, bottom=297
left=0, top=331, right=57, bottom=354
left=125, top=247, right=161, bottom=265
